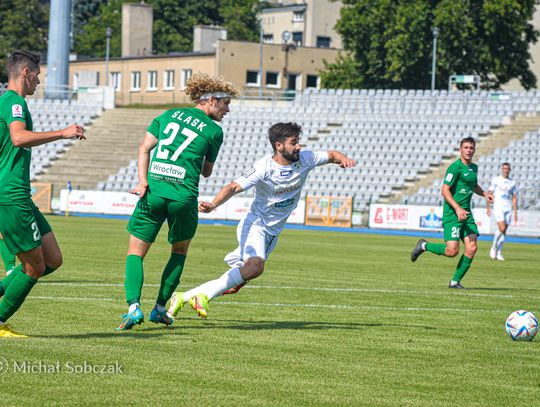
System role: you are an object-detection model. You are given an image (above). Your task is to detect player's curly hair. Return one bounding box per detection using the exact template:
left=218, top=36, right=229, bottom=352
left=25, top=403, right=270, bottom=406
left=184, top=73, right=239, bottom=102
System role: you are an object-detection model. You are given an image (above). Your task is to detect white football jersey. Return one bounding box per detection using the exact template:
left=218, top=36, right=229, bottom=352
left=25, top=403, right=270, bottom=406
left=233, top=150, right=329, bottom=235
left=489, top=175, right=517, bottom=211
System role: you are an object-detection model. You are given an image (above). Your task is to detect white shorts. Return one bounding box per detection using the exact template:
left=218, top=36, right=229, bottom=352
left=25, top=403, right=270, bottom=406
left=224, top=218, right=279, bottom=268
left=493, top=208, right=512, bottom=224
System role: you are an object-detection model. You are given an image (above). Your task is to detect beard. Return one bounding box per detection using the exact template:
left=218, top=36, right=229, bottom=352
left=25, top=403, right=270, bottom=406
left=281, top=149, right=300, bottom=162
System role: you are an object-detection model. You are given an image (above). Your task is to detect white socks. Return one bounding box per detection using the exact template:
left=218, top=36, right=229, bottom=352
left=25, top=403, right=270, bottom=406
left=128, top=303, right=140, bottom=313
left=183, top=267, right=245, bottom=302
left=497, top=233, right=505, bottom=253
left=492, top=230, right=505, bottom=253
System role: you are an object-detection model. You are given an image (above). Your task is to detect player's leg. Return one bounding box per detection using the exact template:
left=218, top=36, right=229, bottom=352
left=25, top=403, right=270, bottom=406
left=490, top=209, right=506, bottom=259
left=0, top=235, right=16, bottom=276
left=495, top=213, right=510, bottom=261
left=449, top=234, right=477, bottom=288
left=411, top=222, right=460, bottom=261
left=0, top=245, right=45, bottom=337
left=117, top=194, right=164, bottom=330
left=151, top=199, right=197, bottom=325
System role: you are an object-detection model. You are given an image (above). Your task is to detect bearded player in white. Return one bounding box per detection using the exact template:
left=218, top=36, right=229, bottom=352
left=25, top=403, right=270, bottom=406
left=486, top=162, right=518, bottom=261
left=167, top=122, right=356, bottom=318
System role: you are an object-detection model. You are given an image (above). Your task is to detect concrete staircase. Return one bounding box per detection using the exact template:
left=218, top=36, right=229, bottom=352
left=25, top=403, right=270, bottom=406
left=37, top=108, right=165, bottom=197
left=387, top=114, right=540, bottom=204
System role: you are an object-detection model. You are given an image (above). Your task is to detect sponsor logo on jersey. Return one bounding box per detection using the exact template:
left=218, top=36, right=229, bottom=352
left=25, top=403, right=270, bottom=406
left=149, top=162, right=186, bottom=181
left=279, top=170, right=293, bottom=177
left=274, top=198, right=295, bottom=208
left=445, top=173, right=453, bottom=182
left=12, top=104, right=23, bottom=118
left=273, top=178, right=301, bottom=195
left=243, top=168, right=256, bottom=178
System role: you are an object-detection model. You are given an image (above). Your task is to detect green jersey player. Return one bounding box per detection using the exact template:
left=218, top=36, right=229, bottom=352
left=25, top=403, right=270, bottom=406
left=117, top=73, right=239, bottom=330
left=410, top=137, right=493, bottom=288
left=0, top=50, right=85, bottom=337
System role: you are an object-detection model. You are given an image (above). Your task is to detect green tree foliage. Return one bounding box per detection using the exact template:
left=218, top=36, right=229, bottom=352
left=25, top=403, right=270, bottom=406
left=221, top=0, right=261, bottom=42
left=321, top=0, right=539, bottom=89
left=74, top=0, right=127, bottom=58
left=73, top=0, right=261, bottom=57
left=0, top=0, right=49, bottom=82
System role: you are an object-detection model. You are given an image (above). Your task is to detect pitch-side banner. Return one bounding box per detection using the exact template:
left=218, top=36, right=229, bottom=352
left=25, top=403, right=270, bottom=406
left=59, top=190, right=305, bottom=224
left=369, top=204, right=540, bottom=237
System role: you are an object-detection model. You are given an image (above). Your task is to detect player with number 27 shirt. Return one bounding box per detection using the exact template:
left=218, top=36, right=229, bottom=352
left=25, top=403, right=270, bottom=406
left=410, top=137, right=493, bottom=289
left=116, top=73, right=239, bottom=330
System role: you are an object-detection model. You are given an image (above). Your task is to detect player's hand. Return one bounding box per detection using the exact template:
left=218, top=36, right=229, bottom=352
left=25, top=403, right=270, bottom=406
left=456, top=207, right=469, bottom=221
left=199, top=201, right=216, bottom=213
left=339, top=157, right=356, bottom=168
left=62, top=124, right=85, bottom=140
left=130, top=183, right=148, bottom=198
left=514, top=212, right=518, bottom=223
left=486, top=207, right=491, bottom=216
left=485, top=191, right=494, bottom=204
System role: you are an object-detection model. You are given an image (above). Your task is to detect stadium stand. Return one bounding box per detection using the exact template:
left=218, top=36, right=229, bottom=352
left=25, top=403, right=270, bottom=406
left=25, top=98, right=102, bottom=181
left=93, top=90, right=539, bottom=211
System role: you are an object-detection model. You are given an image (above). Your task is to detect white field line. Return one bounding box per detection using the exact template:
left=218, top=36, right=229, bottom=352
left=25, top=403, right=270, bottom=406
left=37, top=282, right=538, bottom=300
left=26, top=295, right=510, bottom=313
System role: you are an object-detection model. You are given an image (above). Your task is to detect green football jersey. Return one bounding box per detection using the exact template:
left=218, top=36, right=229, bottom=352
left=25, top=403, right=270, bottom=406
left=0, top=90, right=33, bottom=204
left=146, top=107, right=223, bottom=200
left=442, top=158, right=478, bottom=220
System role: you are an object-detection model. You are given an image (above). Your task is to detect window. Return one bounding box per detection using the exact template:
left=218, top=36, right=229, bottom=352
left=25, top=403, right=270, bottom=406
left=164, top=70, right=175, bottom=90
left=181, top=69, right=192, bottom=89
left=110, top=72, right=121, bottom=91
left=293, top=11, right=304, bottom=22
left=263, top=34, right=274, bottom=44
left=147, top=70, right=157, bottom=90
left=292, top=32, right=303, bottom=46
left=316, top=36, right=331, bottom=48
left=246, top=70, right=260, bottom=87
left=266, top=71, right=280, bottom=88
left=131, top=71, right=141, bottom=91
left=306, top=75, right=319, bottom=89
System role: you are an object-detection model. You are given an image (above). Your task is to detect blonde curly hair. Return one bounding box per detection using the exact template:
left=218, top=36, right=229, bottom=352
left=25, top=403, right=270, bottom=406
left=184, top=73, right=239, bottom=102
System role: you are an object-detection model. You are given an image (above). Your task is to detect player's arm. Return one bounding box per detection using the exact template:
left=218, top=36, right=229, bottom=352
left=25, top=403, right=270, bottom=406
left=485, top=179, right=496, bottom=215
left=201, top=158, right=214, bottom=178
left=474, top=184, right=493, bottom=203
left=199, top=182, right=244, bottom=213
left=10, top=121, right=85, bottom=148
left=441, top=184, right=469, bottom=221
left=327, top=150, right=356, bottom=168
left=131, top=131, right=158, bottom=198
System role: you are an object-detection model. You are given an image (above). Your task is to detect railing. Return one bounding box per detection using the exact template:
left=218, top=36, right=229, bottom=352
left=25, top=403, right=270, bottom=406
left=0, top=83, right=107, bottom=107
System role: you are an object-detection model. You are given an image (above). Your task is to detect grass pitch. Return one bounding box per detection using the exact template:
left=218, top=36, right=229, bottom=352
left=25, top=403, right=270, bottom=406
left=1, top=216, right=539, bottom=406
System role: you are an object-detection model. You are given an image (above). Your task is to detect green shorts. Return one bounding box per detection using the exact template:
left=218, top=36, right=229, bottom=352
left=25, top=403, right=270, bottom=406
left=127, top=192, right=198, bottom=244
left=0, top=199, right=52, bottom=254
left=443, top=214, right=479, bottom=241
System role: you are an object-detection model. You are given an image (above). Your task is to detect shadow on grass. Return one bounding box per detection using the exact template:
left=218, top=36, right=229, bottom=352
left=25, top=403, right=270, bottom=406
left=30, top=320, right=435, bottom=339
left=162, top=319, right=437, bottom=332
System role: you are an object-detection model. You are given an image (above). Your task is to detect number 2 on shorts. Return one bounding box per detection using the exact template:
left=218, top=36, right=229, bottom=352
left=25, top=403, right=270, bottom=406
left=31, top=221, right=41, bottom=241
left=451, top=226, right=460, bottom=238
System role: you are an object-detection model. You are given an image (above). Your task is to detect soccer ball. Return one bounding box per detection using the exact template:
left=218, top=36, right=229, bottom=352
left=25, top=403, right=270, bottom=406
left=505, top=310, right=538, bottom=341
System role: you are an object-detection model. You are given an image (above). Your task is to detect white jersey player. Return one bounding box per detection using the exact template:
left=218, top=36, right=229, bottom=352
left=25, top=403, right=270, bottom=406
left=167, top=122, right=356, bottom=319
left=487, top=162, right=518, bottom=261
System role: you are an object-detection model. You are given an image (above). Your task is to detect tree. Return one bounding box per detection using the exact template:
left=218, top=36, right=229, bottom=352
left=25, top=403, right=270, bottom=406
left=221, top=0, right=261, bottom=43
left=0, top=0, right=49, bottom=82
left=74, top=0, right=127, bottom=59
left=321, top=0, right=539, bottom=89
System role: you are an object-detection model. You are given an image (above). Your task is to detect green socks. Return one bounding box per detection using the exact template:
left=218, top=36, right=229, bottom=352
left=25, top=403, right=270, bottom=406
left=425, top=242, right=446, bottom=256
left=0, top=264, right=58, bottom=297
left=0, top=270, right=37, bottom=322
left=156, top=253, right=186, bottom=306
left=125, top=254, right=144, bottom=305
left=452, top=255, right=473, bottom=283
left=0, top=239, right=15, bottom=273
